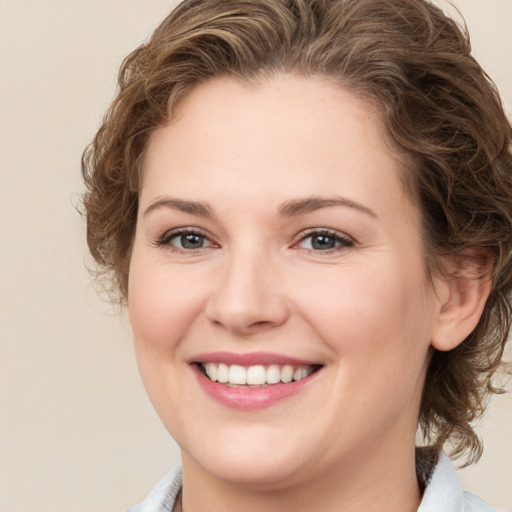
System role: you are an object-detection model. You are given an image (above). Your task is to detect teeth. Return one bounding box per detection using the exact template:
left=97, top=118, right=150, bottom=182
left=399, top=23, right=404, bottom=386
left=293, top=367, right=308, bottom=381
left=204, top=363, right=217, bottom=381
left=247, top=365, right=266, bottom=385
left=266, top=364, right=281, bottom=384
left=228, top=364, right=247, bottom=385
left=202, top=363, right=316, bottom=386
left=281, top=365, right=294, bottom=383
left=217, top=363, right=229, bottom=383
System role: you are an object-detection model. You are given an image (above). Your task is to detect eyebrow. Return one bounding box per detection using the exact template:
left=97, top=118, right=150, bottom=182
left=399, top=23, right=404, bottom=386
left=143, top=195, right=376, bottom=219
left=143, top=198, right=214, bottom=218
left=279, top=196, right=377, bottom=218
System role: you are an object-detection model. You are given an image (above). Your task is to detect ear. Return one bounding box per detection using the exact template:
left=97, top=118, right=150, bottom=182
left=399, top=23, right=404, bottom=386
left=430, top=249, right=493, bottom=352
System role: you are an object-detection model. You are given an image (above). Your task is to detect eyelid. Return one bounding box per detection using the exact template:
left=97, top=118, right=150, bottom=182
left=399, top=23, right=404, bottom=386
left=153, top=226, right=219, bottom=250
left=291, top=228, right=355, bottom=251
left=151, top=226, right=354, bottom=253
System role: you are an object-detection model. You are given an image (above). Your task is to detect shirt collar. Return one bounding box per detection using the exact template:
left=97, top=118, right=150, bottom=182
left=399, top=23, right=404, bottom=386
left=418, top=451, right=464, bottom=512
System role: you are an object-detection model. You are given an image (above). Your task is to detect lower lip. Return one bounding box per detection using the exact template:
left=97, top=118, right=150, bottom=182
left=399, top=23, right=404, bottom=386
left=192, top=365, right=318, bottom=410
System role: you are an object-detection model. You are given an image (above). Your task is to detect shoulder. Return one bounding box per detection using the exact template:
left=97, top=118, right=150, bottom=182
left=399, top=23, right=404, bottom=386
left=418, top=451, right=499, bottom=512
left=463, top=491, right=500, bottom=512
left=126, top=466, right=182, bottom=512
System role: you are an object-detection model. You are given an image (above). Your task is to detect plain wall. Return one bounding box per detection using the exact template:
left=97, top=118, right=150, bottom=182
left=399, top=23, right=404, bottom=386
left=0, top=1, right=510, bottom=511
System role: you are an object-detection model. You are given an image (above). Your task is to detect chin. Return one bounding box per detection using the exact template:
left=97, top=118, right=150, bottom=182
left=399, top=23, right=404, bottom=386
left=205, top=457, right=303, bottom=489
left=181, top=428, right=312, bottom=489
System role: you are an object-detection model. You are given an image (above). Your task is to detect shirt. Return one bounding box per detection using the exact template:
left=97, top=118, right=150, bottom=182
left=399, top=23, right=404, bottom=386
left=127, top=452, right=498, bottom=512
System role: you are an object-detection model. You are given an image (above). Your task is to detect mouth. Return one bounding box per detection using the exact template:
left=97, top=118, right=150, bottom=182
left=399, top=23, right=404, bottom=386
left=195, top=362, right=322, bottom=387
left=189, top=352, right=324, bottom=409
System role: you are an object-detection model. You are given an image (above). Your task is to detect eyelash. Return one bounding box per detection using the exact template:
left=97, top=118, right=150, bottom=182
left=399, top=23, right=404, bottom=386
left=153, top=228, right=355, bottom=254
left=154, top=228, right=216, bottom=253
left=291, top=229, right=355, bottom=254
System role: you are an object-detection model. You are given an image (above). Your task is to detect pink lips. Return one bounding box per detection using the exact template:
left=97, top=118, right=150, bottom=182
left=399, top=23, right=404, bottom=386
left=189, top=352, right=321, bottom=410
left=190, top=351, right=317, bottom=367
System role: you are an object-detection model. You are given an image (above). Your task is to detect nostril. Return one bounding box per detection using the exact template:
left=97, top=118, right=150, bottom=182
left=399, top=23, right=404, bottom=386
left=250, top=320, right=272, bottom=328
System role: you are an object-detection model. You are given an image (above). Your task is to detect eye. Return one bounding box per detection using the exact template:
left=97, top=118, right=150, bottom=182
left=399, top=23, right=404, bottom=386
left=156, top=229, right=215, bottom=251
left=295, top=230, right=354, bottom=252
left=173, top=232, right=210, bottom=249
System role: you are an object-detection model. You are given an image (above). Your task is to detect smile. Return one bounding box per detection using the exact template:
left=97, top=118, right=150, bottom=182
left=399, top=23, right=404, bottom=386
left=199, top=362, right=318, bottom=387
left=190, top=352, right=323, bottom=409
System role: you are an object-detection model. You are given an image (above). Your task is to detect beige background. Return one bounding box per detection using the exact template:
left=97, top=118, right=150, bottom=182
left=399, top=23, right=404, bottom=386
left=0, top=1, right=510, bottom=511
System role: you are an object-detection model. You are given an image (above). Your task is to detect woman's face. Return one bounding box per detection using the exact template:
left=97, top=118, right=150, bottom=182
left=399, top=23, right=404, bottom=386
left=129, top=74, right=442, bottom=488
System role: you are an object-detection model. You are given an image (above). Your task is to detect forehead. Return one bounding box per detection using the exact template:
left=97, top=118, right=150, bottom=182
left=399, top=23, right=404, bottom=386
left=166, top=73, right=386, bottom=149
left=142, top=73, right=415, bottom=222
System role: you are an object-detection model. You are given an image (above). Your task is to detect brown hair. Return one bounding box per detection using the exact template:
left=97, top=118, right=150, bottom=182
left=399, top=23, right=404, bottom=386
left=82, top=0, right=512, bottom=463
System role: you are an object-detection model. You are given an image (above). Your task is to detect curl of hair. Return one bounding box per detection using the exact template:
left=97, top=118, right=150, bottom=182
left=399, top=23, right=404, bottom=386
left=82, top=0, right=512, bottom=463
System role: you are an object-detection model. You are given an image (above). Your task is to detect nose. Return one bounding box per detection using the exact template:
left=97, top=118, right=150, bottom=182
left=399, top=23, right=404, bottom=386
left=205, top=248, right=290, bottom=336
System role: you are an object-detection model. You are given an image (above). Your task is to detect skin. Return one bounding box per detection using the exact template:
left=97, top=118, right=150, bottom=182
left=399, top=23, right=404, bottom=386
left=128, top=74, right=489, bottom=512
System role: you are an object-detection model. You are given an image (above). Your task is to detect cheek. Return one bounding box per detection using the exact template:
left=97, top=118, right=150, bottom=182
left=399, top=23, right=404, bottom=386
left=296, top=260, right=433, bottom=363
left=127, top=254, right=207, bottom=430
left=127, top=254, right=207, bottom=353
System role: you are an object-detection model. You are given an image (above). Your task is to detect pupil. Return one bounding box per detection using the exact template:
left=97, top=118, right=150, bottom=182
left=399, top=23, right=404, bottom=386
left=181, top=234, right=203, bottom=249
left=312, top=234, right=335, bottom=250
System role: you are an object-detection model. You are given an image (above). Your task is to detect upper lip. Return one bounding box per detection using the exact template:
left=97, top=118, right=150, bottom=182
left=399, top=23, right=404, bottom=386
left=188, top=351, right=322, bottom=367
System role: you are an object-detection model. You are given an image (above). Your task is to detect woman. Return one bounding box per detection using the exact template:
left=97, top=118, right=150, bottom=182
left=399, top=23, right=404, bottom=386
left=82, top=0, right=512, bottom=510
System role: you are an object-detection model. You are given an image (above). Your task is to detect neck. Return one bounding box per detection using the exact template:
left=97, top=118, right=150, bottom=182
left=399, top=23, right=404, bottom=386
left=180, top=440, right=421, bottom=512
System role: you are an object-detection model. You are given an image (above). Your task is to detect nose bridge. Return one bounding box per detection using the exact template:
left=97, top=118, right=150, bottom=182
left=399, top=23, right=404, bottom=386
left=205, top=240, right=288, bottom=334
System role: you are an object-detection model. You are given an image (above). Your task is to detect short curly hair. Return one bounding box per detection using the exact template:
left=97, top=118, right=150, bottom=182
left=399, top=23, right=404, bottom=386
left=82, top=0, right=512, bottom=464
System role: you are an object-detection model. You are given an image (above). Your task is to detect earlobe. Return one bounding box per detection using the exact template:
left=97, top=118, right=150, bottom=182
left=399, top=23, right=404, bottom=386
left=430, top=250, right=493, bottom=352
